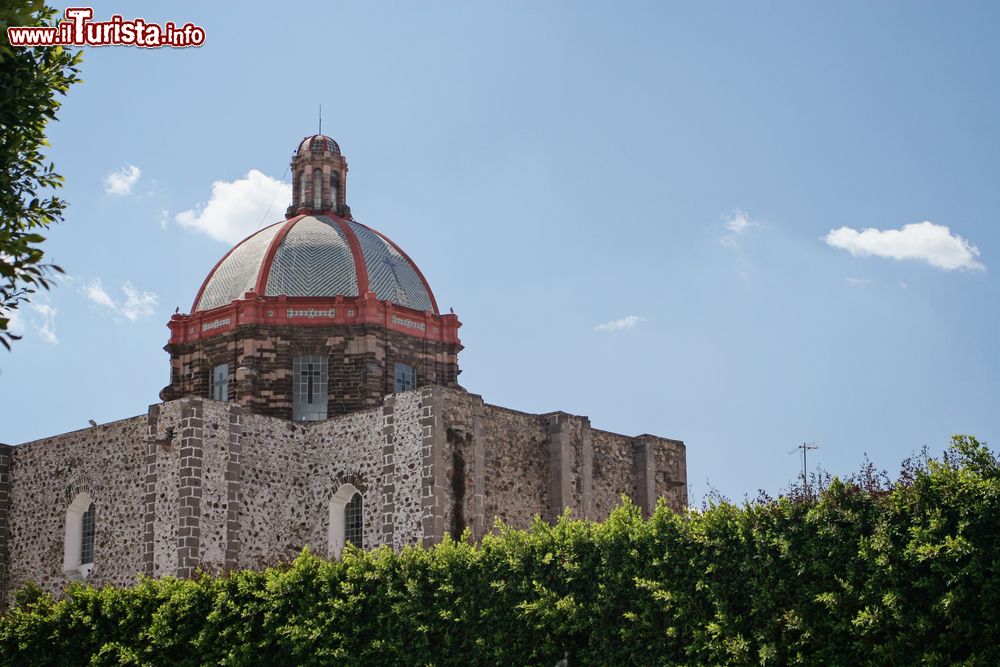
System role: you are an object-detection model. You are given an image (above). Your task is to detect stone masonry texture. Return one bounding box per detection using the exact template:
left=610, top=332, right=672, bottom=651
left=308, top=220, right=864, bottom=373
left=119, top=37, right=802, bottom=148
left=3, top=386, right=686, bottom=604
left=162, top=324, right=461, bottom=420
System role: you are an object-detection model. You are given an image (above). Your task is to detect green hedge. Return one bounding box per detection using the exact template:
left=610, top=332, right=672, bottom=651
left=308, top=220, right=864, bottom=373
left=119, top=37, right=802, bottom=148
left=2, top=435, right=998, bottom=666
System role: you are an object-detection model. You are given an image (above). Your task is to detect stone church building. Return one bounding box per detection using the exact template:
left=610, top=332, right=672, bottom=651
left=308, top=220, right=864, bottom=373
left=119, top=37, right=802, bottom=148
left=0, top=134, right=687, bottom=605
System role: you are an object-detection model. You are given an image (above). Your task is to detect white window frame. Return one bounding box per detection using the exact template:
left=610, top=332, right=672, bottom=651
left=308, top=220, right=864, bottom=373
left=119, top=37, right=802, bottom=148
left=292, top=355, right=328, bottom=421
left=328, top=483, right=362, bottom=558
left=63, top=492, right=95, bottom=580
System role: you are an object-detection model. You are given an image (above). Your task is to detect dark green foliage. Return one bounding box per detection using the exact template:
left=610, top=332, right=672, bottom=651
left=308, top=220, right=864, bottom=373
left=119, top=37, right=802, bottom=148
left=0, top=1, right=81, bottom=350
left=2, top=436, right=998, bottom=665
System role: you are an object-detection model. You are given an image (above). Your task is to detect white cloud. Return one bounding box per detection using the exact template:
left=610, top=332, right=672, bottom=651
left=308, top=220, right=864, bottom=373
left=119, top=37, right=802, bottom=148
left=104, top=164, right=141, bottom=196
left=176, top=170, right=291, bottom=244
left=119, top=283, right=158, bottom=321
left=84, top=278, right=158, bottom=321
left=824, top=221, right=984, bottom=271
left=2, top=300, right=57, bottom=344
left=158, top=209, right=169, bottom=229
left=594, top=315, right=645, bottom=332
left=83, top=279, right=115, bottom=309
left=721, top=209, right=759, bottom=246
left=5, top=308, right=24, bottom=336
left=31, top=303, right=57, bottom=344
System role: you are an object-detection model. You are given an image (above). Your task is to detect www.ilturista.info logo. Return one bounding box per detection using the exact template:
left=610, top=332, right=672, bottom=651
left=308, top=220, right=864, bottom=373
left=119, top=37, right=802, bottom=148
left=7, top=7, right=205, bottom=48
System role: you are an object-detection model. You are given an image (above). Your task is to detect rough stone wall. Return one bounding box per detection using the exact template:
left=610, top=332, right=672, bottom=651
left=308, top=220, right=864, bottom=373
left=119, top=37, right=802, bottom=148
left=231, top=409, right=310, bottom=568
left=632, top=435, right=687, bottom=516
left=438, top=391, right=474, bottom=541
left=383, top=391, right=427, bottom=549
left=0, top=444, right=12, bottom=608
left=3, top=387, right=685, bottom=604
left=7, top=417, right=147, bottom=597
left=193, top=400, right=235, bottom=572
left=475, top=402, right=549, bottom=532
left=430, top=387, right=687, bottom=536
left=653, top=438, right=687, bottom=513
left=590, top=429, right=638, bottom=519
left=300, top=405, right=383, bottom=556
left=228, top=391, right=429, bottom=563
left=162, top=324, right=460, bottom=420
left=151, top=401, right=182, bottom=577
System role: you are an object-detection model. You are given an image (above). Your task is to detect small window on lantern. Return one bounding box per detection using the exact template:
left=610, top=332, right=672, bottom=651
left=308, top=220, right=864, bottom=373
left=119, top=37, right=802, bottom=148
left=313, top=169, right=323, bottom=209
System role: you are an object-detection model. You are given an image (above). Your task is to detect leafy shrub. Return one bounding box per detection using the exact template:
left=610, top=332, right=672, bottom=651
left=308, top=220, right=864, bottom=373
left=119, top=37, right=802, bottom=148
left=2, top=436, right=997, bottom=666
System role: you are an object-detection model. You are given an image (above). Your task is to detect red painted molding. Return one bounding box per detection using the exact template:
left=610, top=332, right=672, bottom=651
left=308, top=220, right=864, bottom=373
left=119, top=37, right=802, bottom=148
left=366, top=223, right=440, bottom=315
left=167, top=294, right=461, bottom=347
left=190, top=220, right=286, bottom=312
left=179, top=211, right=457, bottom=348
left=326, top=213, right=371, bottom=295
left=253, top=215, right=303, bottom=296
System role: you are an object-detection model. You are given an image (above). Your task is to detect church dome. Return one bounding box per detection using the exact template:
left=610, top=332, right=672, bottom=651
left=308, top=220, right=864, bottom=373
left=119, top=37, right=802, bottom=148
left=297, top=134, right=340, bottom=156
left=192, top=214, right=438, bottom=314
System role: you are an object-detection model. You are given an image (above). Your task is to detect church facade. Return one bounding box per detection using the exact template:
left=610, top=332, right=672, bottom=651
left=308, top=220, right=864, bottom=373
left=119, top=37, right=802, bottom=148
left=0, top=135, right=687, bottom=606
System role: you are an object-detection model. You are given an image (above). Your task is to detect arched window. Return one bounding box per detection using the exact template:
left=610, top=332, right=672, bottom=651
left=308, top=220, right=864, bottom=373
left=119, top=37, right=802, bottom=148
left=313, top=169, right=323, bottom=209
left=328, top=484, right=363, bottom=557
left=63, top=492, right=96, bottom=579
left=330, top=171, right=340, bottom=211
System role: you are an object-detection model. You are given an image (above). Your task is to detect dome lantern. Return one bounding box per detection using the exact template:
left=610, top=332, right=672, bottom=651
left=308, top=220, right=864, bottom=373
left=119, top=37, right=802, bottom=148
left=287, top=134, right=350, bottom=218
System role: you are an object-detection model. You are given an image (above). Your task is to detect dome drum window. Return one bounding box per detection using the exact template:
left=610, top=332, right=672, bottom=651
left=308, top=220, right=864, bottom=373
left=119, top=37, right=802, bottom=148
left=394, top=362, right=416, bottom=393
left=211, top=363, right=228, bottom=401
left=293, top=355, right=328, bottom=421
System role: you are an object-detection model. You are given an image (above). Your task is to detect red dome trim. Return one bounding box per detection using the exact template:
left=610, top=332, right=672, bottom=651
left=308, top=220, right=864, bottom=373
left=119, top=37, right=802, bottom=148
left=366, top=225, right=440, bottom=315
left=189, top=220, right=285, bottom=313
left=167, top=295, right=461, bottom=347
left=254, top=214, right=304, bottom=296
left=326, top=213, right=371, bottom=295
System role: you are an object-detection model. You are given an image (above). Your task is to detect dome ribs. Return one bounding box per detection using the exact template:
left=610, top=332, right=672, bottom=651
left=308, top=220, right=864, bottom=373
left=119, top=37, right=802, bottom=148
left=191, top=221, right=285, bottom=312
left=327, top=214, right=371, bottom=296
left=254, top=215, right=303, bottom=296
left=367, top=225, right=439, bottom=314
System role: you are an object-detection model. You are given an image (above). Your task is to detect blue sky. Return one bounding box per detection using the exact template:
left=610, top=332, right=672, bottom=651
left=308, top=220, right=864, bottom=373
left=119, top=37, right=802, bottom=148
left=3, top=1, right=999, bottom=504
